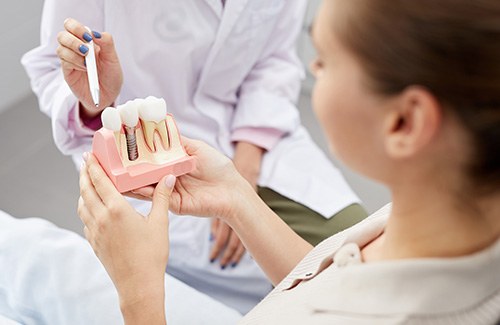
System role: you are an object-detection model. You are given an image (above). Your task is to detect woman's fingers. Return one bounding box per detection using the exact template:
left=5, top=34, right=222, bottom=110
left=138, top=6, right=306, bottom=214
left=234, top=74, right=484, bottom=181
left=149, top=175, right=176, bottom=223
left=78, top=196, right=95, bottom=228
left=129, top=186, right=155, bottom=201
left=84, top=153, right=124, bottom=208
left=79, top=163, right=105, bottom=214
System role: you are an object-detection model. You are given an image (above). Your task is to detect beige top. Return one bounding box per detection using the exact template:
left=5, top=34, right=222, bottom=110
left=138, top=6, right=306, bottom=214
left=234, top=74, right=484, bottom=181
left=241, top=204, right=500, bottom=324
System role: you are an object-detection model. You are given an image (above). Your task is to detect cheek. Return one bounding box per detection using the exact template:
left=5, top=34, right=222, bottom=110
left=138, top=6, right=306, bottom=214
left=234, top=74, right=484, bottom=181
left=312, top=76, right=350, bottom=151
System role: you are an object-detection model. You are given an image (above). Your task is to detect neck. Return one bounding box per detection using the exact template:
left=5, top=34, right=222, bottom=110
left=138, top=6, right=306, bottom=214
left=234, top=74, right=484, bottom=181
left=370, top=183, right=500, bottom=261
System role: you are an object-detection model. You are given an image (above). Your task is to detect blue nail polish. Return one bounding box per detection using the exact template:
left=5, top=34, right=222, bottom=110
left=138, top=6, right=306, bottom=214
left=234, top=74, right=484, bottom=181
left=221, top=265, right=226, bottom=270
left=83, top=32, right=93, bottom=42
left=209, top=233, right=214, bottom=241
left=231, top=262, right=238, bottom=268
left=79, top=45, right=89, bottom=54
left=210, top=258, right=215, bottom=263
left=92, top=31, right=102, bottom=39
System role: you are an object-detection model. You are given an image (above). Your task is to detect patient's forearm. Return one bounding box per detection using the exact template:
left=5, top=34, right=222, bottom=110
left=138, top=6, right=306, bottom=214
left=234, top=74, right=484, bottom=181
left=227, top=183, right=314, bottom=285
left=119, top=277, right=166, bottom=325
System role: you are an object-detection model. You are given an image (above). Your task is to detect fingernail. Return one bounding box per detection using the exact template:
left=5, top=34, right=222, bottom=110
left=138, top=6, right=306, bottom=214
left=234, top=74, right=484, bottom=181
left=209, top=233, right=214, bottom=241
left=83, top=152, right=90, bottom=162
left=79, top=44, right=89, bottom=54
left=165, top=175, right=176, bottom=189
left=210, top=258, right=215, bottom=263
left=221, top=265, right=226, bottom=270
left=231, top=262, right=238, bottom=268
left=83, top=32, right=93, bottom=42
left=92, top=31, right=102, bottom=39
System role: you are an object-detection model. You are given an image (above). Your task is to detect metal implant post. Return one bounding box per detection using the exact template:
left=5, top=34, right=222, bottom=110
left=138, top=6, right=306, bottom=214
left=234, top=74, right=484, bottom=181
left=124, top=126, right=138, bottom=161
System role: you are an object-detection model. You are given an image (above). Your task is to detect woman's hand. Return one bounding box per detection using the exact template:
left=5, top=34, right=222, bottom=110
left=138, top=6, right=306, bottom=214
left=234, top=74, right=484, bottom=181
left=78, top=152, right=174, bottom=318
left=129, top=137, right=253, bottom=221
left=208, top=141, right=265, bottom=268
left=57, top=18, right=123, bottom=117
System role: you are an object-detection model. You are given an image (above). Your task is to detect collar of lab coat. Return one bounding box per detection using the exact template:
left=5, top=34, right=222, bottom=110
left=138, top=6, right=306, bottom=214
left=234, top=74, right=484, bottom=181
left=197, top=0, right=249, bottom=89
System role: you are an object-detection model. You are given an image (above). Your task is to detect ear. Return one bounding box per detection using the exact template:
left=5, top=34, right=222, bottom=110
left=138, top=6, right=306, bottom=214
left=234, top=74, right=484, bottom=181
left=383, top=87, right=442, bottom=159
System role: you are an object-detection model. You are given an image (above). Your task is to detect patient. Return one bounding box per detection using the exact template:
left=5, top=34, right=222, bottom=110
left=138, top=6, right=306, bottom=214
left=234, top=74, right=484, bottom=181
left=78, top=0, right=500, bottom=323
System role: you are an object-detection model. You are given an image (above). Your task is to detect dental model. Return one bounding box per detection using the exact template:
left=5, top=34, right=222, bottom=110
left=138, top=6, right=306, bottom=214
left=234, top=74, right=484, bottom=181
left=92, top=97, right=196, bottom=193
left=139, top=96, right=169, bottom=152
left=118, top=100, right=140, bottom=161
left=101, top=106, right=122, bottom=145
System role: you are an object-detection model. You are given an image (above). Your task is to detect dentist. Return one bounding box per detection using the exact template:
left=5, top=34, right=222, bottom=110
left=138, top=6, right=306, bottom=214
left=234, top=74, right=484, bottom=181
left=22, top=0, right=365, bottom=314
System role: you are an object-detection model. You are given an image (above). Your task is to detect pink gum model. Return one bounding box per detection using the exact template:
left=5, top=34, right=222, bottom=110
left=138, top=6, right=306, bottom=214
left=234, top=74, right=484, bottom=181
left=92, top=114, right=195, bottom=193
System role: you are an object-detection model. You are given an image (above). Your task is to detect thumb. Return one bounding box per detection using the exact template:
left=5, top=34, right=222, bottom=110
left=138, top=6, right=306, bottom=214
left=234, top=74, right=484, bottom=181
left=150, top=175, right=176, bottom=221
left=93, top=32, right=119, bottom=61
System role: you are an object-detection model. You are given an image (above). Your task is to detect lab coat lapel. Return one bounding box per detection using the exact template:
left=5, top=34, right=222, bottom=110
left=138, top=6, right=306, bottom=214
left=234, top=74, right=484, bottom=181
left=196, top=0, right=249, bottom=90
left=203, top=0, right=223, bottom=18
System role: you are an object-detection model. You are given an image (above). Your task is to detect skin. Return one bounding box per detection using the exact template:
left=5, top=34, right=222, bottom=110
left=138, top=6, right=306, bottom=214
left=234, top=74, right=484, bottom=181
left=57, top=18, right=267, bottom=267
left=79, top=0, right=500, bottom=323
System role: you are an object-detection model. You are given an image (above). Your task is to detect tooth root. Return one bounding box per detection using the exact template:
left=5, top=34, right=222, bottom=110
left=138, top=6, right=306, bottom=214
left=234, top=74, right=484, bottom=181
left=141, top=120, right=157, bottom=152
left=141, top=119, right=170, bottom=152
left=156, top=120, right=170, bottom=150
left=166, top=117, right=181, bottom=148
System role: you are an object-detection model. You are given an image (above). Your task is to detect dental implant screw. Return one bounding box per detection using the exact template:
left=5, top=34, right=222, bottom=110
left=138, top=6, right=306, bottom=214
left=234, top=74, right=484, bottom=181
left=124, top=126, right=139, bottom=161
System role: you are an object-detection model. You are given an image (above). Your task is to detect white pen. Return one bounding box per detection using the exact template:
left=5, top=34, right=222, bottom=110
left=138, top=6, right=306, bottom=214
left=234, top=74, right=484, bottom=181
left=84, top=26, right=100, bottom=108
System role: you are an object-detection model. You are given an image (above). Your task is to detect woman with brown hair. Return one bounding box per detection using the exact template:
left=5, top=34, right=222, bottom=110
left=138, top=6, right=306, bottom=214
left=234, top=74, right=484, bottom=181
left=79, top=0, right=500, bottom=323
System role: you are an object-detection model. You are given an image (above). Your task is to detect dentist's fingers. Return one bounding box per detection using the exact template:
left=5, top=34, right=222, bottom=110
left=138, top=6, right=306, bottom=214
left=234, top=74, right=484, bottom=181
left=219, top=231, right=244, bottom=268
left=57, top=45, right=87, bottom=70
left=92, top=32, right=119, bottom=60
left=84, top=153, right=124, bottom=208
left=61, top=59, right=87, bottom=73
left=64, top=18, right=92, bottom=44
left=57, top=30, right=90, bottom=57
left=210, top=221, right=231, bottom=263
left=230, top=245, right=246, bottom=268
left=210, top=218, right=219, bottom=241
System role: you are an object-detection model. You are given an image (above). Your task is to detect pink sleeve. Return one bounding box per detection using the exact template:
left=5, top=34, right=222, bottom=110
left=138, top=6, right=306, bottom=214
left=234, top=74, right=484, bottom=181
left=69, top=104, right=102, bottom=136
left=230, top=127, right=285, bottom=151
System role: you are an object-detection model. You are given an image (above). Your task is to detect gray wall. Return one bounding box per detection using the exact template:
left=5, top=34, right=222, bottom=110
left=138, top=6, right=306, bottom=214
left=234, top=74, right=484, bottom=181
left=0, top=1, right=44, bottom=114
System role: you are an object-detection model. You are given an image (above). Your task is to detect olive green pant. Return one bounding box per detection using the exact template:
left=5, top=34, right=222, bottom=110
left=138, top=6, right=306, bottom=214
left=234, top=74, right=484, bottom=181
left=258, top=187, right=368, bottom=246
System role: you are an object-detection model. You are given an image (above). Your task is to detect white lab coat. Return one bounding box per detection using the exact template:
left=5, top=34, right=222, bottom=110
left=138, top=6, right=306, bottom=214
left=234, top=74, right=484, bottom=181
left=22, top=0, right=360, bottom=314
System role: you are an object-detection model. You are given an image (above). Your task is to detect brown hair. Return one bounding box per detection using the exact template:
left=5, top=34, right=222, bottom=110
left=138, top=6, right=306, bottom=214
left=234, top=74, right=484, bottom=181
left=335, top=0, right=500, bottom=192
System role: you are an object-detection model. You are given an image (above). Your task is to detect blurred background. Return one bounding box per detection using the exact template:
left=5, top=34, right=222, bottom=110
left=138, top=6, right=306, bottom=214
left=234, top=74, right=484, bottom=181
left=0, top=1, right=390, bottom=236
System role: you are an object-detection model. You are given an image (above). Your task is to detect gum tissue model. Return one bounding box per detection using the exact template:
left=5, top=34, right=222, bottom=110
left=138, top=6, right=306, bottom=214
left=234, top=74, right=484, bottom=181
left=92, top=96, right=195, bottom=193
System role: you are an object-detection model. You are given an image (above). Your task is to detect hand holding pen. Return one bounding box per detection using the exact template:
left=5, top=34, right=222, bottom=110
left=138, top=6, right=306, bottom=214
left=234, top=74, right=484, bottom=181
left=56, top=18, right=123, bottom=119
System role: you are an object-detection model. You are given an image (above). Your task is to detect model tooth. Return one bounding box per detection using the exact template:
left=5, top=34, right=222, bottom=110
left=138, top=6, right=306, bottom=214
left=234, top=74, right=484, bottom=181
left=101, top=107, right=122, bottom=132
left=139, top=96, right=167, bottom=123
left=139, top=97, right=169, bottom=152
left=118, top=100, right=140, bottom=128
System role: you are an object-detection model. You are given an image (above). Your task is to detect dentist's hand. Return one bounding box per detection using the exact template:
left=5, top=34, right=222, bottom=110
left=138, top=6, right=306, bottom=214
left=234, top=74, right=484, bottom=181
left=78, top=152, right=173, bottom=314
left=57, top=18, right=123, bottom=117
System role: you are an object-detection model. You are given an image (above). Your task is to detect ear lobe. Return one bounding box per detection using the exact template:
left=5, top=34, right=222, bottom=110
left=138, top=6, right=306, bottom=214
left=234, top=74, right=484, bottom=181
left=384, top=87, right=442, bottom=159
